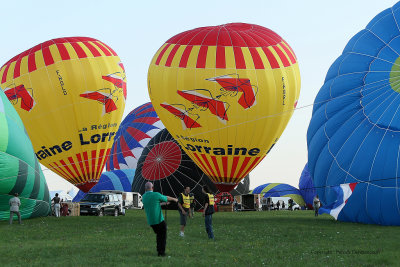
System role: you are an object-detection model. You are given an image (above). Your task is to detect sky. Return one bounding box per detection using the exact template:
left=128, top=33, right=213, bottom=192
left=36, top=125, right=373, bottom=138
left=1, top=0, right=399, bottom=192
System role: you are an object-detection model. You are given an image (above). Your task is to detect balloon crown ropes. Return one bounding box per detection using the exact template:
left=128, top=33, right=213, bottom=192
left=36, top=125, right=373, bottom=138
left=0, top=37, right=126, bottom=192
left=148, top=23, right=301, bottom=192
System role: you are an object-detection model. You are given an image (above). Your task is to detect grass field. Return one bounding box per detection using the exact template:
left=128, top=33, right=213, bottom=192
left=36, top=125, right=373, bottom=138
left=0, top=210, right=399, bottom=266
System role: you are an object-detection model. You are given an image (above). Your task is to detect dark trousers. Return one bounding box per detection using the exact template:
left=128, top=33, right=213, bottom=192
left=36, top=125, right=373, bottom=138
left=9, top=211, right=22, bottom=224
left=315, top=207, right=319, bottom=217
left=205, top=214, right=214, bottom=239
left=151, top=220, right=167, bottom=255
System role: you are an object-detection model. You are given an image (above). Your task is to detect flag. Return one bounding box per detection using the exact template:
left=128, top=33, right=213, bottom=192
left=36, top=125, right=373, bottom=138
left=319, top=183, right=357, bottom=219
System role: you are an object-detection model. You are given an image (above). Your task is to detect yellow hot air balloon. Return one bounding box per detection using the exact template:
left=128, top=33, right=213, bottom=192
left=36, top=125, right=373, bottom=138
left=148, top=23, right=300, bottom=192
left=0, top=37, right=126, bottom=192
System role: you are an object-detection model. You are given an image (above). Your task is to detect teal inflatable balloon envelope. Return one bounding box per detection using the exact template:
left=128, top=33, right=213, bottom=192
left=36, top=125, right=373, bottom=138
left=307, top=3, right=400, bottom=225
left=0, top=88, right=51, bottom=220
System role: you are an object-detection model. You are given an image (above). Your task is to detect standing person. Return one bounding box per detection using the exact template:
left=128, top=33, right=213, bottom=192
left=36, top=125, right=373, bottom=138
left=313, top=195, right=321, bottom=217
left=9, top=193, right=22, bottom=225
left=177, top=186, right=191, bottom=237
left=52, top=193, right=61, bottom=217
left=142, top=182, right=177, bottom=257
left=189, top=193, right=195, bottom=218
left=202, top=186, right=215, bottom=240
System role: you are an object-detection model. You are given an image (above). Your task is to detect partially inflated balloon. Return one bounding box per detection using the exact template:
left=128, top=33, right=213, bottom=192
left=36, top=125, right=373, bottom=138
left=307, top=3, right=400, bottom=225
left=148, top=23, right=300, bottom=191
left=0, top=37, right=126, bottom=192
left=251, top=183, right=305, bottom=206
left=106, top=102, right=164, bottom=171
left=132, top=129, right=208, bottom=210
left=0, top=88, right=51, bottom=220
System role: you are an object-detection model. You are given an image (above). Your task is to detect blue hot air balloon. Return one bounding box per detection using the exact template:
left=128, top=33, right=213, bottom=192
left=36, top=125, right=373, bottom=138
left=298, top=164, right=316, bottom=209
left=72, top=169, right=135, bottom=202
left=251, top=183, right=305, bottom=207
left=106, top=102, right=164, bottom=171
left=307, top=3, right=400, bottom=225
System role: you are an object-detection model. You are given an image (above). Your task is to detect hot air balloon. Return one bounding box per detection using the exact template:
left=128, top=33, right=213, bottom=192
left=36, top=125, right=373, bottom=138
left=0, top=37, right=126, bottom=192
left=307, top=3, right=400, bottom=225
left=72, top=169, right=135, bottom=202
left=106, top=102, right=164, bottom=171
left=148, top=23, right=300, bottom=192
left=132, top=128, right=220, bottom=210
left=0, top=88, right=51, bottom=220
left=251, top=183, right=305, bottom=207
left=298, top=164, right=316, bottom=209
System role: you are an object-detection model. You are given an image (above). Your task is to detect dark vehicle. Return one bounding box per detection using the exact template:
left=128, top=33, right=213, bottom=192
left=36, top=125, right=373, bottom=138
left=79, top=192, right=123, bottom=216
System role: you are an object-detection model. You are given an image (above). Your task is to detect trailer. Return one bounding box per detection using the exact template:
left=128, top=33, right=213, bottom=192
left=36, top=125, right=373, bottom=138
left=234, top=194, right=262, bottom=211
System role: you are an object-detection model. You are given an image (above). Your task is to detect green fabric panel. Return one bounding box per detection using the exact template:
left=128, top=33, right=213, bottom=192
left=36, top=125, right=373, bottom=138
left=28, top=161, right=40, bottom=199
left=21, top=161, right=35, bottom=197
left=5, top=117, right=35, bottom=169
left=0, top=152, right=19, bottom=194
left=10, top=160, right=28, bottom=196
left=0, top=114, right=8, bottom=152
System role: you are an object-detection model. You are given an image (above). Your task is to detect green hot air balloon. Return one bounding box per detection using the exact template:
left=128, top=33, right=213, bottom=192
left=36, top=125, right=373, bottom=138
left=0, top=87, right=51, bottom=220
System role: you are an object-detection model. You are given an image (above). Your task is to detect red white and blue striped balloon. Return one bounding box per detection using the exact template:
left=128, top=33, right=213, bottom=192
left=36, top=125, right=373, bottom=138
left=106, top=102, right=164, bottom=171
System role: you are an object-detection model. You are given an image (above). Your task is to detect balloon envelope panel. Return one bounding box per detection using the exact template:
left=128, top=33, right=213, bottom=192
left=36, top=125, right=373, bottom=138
left=72, top=169, right=135, bottom=202
left=0, top=37, right=126, bottom=192
left=0, top=88, right=51, bottom=220
left=251, top=183, right=305, bottom=206
left=298, top=164, right=316, bottom=209
left=307, top=3, right=400, bottom=225
left=106, top=102, right=164, bottom=171
left=148, top=23, right=301, bottom=192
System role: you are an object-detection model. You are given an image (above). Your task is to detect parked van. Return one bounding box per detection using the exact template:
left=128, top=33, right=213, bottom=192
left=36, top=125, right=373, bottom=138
left=99, top=190, right=143, bottom=210
left=123, top=192, right=143, bottom=210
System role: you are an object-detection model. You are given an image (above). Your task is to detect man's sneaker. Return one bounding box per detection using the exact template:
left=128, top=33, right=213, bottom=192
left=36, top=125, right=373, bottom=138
left=158, top=253, right=166, bottom=257
left=179, top=232, right=184, bottom=237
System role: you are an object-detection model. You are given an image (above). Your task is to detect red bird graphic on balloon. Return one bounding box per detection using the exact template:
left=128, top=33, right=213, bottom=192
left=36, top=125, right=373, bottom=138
left=206, top=74, right=258, bottom=109
left=160, top=103, right=201, bottom=129
left=4, top=84, right=36, bottom=111
left=80, top=62, right=127, bottom=114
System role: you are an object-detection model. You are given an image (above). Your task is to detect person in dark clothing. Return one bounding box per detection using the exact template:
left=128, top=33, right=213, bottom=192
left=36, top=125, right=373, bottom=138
left=142, top=182, right=178, bottom=257
left=202, top=186, right=215, bottom=240
left=52, top=193, right=61, bottom=217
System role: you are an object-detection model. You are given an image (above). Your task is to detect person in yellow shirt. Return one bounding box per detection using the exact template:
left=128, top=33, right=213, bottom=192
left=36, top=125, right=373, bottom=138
left=177, top=186, right=191, bottom=237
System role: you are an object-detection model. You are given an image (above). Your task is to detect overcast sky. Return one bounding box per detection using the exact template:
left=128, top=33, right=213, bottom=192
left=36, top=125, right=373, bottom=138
left=1, top=0, right=398, bottom=192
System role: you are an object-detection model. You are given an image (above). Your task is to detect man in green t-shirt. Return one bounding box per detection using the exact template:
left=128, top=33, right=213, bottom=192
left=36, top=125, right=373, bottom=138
left=142, top=182, right=178, bottom=257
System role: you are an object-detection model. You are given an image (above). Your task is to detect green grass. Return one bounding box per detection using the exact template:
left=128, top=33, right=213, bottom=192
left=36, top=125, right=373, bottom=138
left=0, top=210, right=399, bottom=266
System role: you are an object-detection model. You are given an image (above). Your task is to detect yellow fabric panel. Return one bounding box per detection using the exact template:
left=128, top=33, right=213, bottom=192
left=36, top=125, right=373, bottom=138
left=169, top=45, right=186, bottom=68
left=158, top=44, right=174, bottom=67
left=185, top=45, right=200, bottom=69
left=34, top=50, right=46, bottom=71
left=205, top=46, right=216, bottom=69
left=256, top=47, right=272, bottom=70
left=224, top=46, right=236, bottom=70
left=241, top=48, right=254, bottom=70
